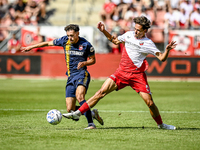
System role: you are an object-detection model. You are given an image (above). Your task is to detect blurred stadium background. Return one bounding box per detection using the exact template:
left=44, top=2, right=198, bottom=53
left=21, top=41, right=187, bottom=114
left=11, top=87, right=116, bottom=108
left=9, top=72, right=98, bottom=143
left=0, top=0, right=200, bottom=79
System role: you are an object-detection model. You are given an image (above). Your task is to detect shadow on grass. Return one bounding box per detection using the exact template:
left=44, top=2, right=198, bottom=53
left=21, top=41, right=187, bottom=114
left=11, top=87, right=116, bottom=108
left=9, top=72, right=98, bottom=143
left=56, top=126, right=200, bottom=131
left=99, top=126, right=200, bottom=130
left=98, top=127, right=200, bottom=131
left=97, top=126, right=151, bottom=130
left=176, top=127, right=200, bottom=130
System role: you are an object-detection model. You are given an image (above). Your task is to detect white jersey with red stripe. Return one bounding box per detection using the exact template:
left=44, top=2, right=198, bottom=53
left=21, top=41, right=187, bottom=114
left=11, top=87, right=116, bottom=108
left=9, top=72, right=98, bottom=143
left=117, top=31, right=161, bottom=73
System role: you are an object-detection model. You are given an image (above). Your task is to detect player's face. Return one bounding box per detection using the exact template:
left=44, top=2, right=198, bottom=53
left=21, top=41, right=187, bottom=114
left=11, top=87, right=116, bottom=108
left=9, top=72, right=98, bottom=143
left=66, top=30, right=79, bottom=44
left=134, top=24, right=146, bottom=39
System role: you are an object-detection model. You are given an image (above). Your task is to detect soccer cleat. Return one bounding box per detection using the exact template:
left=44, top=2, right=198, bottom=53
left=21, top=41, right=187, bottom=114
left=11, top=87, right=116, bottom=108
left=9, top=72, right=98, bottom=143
left=158, top=123, right=176, bottom=130
left=84, top=125, right=96, bottom=130
left=62, top=112, right=80, bottom=121
left=92, top=109, right=104, bottom=125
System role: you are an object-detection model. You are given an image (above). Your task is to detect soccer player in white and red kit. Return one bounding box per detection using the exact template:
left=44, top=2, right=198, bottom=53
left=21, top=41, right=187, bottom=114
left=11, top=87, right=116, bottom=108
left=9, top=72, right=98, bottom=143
left=63, top=16, right=177, bottom=130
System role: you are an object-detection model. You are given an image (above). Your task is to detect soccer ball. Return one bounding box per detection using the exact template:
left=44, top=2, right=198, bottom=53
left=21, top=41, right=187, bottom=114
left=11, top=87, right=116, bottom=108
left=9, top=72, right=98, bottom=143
left=46, top=109, right=62, bottom=125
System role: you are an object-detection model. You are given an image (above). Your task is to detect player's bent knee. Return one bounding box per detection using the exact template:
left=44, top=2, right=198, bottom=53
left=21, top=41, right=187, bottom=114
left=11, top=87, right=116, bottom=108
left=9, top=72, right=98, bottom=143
left=76, top=95, right=85, bottom=102
left=146, top=100, right=155, bottom=108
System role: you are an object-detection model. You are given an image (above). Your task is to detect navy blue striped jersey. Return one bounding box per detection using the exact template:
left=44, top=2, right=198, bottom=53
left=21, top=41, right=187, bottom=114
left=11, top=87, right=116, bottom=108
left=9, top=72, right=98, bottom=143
left=53, top=36, right=95, bottom=77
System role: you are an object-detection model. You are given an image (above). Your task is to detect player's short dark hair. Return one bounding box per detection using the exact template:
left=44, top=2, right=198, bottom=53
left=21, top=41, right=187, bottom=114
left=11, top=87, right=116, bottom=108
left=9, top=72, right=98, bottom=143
left=64, top=24, right=80, bottom=32
left=133, top=16, right=151, bottom=30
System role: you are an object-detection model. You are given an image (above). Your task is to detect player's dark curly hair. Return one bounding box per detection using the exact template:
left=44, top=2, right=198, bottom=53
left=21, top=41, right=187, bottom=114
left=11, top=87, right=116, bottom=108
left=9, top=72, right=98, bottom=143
left=64, top=24, right=80, bottom=32
left=133, top=16, right=151, bottom=30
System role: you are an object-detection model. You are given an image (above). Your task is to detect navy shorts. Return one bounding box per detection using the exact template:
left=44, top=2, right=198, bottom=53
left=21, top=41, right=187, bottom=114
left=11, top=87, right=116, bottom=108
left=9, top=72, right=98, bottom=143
left=65, top=70, right=91, bottom=98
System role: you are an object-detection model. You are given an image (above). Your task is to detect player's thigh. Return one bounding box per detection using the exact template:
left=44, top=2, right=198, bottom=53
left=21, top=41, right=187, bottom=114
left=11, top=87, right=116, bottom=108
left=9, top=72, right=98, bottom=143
left=66, top=97, right=76, bottom=112
left=66, top=84, right=76, bottom=98
left=130, top=72, right=151, bottom=93
left=76, top=85, right=86, bottom=102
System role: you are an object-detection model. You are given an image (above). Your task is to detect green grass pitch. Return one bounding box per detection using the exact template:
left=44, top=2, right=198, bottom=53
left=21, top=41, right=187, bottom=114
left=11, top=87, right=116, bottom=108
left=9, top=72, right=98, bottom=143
left=0, top=78, right=200, bottom=150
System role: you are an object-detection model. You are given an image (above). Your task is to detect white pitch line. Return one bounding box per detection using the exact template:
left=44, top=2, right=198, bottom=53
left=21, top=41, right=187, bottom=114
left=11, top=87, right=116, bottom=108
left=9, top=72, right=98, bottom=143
left=0, top=108, right=200, bottom=114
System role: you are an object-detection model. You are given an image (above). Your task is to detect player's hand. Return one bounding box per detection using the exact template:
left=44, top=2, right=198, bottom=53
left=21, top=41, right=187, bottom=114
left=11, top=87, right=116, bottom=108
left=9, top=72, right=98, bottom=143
left=77, top=62, right=86, bottom=70
left=97, top=21, right=105, bottom=32
left=166, top=41, right=177, bottom=51
left=21, top=46, right=32, bottom=52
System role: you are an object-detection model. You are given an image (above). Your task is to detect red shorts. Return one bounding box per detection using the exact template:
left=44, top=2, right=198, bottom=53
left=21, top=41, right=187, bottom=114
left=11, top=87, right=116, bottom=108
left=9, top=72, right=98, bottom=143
left=109, top=69, right=151, bottom=94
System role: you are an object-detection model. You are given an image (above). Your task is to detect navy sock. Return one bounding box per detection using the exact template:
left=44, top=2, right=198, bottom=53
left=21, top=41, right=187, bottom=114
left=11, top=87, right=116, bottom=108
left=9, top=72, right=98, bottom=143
left=79, top=100, right=93, bottom=124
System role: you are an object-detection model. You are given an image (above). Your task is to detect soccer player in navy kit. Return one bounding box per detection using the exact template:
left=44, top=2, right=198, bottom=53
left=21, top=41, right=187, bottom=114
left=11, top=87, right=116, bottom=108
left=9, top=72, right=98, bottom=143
left=21, top=24, right=103, bottom=129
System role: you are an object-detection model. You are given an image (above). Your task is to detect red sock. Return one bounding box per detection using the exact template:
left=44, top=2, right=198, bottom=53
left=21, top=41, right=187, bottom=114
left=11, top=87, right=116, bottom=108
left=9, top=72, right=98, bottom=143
left=78, top=102, right=90, bottom=114
left=153, top=115, right=163, bottom=125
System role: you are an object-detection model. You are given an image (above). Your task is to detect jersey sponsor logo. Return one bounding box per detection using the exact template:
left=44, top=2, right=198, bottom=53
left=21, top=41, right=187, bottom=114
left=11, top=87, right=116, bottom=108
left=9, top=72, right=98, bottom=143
left=79, top=45, right=83, bottom=50
left=125, top=41, right=141, bottom=49
left=65, top=50, right=84, bottom=56
left=139, top=41, right=144, bottom=45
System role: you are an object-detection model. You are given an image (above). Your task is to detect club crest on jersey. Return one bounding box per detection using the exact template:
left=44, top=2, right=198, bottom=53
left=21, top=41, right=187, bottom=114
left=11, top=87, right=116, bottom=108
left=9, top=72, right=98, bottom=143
left=139, top=41, right=144, bottom=45
left=90, top=47, right=94, bottom=52
left=79, top=45, right=83, bottom=50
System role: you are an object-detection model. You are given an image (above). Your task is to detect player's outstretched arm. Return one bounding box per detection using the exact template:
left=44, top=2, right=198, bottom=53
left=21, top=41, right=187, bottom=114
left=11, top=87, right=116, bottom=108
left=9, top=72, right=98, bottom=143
left=97, top=21, right=121, bottom=45
left=21, top=41, right=54, bottom=52
left=156, top=41, right=177, bottom=62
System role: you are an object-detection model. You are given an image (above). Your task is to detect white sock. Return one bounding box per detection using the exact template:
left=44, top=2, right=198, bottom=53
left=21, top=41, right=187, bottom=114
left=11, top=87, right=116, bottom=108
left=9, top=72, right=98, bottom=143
left=74, top=110, right=81, bottom=116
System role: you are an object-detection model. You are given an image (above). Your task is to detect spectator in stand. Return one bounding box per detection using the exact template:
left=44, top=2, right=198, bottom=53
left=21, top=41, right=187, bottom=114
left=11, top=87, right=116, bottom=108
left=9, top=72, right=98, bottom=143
left=177, top=8, right=190, bottom=29
left=100, top=0, right=117, bottom=21
left=180, top=0, right=193, bottom=17
left=0, top=0, right=9, bottom=19
left=14, top=15, right=25, bottom=26
left=164, top=6, right=179, bottom=29
left=24, top=0, right=40, bottom=25
left=7, top=33, right=21, bottom=53
left=33, top=0, right=48, bottom=22
left=112, top=0, right=129, bottom=21
left=14, top=0, right=27, bottom=19
left=190, top=5, right=200, bottom=29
